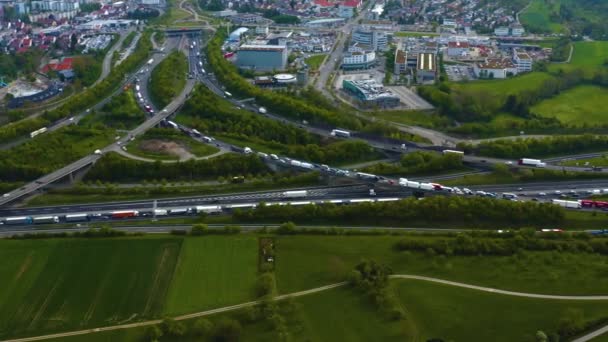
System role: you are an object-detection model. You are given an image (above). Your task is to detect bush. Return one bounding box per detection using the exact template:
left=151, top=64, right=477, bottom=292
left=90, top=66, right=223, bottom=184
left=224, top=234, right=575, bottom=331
left=191, top=223, right=208, bottom=236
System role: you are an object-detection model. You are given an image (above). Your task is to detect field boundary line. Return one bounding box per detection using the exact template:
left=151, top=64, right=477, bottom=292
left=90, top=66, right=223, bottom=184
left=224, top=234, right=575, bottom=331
left=6, top=274, right=608, bottom=342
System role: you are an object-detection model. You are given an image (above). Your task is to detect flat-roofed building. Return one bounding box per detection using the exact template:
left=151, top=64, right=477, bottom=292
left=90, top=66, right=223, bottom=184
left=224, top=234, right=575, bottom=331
left=513, top=49, right=532, bottom=73
left=342, top=50, right=376, bottom=70
left=236, top=44, right=288, bottom=71
left=394, top=48, right=407, bottom=75
left=416, top=52, right=436, bottom=84
left=342, top=79, right=400, bottom=108
left=474, top=58, right=517, bottom=79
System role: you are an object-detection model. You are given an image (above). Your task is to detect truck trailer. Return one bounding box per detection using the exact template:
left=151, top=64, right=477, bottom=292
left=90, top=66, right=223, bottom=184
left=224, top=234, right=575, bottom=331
left=33, top=216, right=59, bottom=224
left=518, top=158, right=543, bottom=167
left=4, top=216, right=33, bottom=225
left=551, top=199, right=581, bottom=209
left=65, top=213, right=89, bottom=222
left=111, top=211, right=139, bottom=219
left=282, top=190, right=308, bottom=198
left=330, top=129, right=351, bottom=138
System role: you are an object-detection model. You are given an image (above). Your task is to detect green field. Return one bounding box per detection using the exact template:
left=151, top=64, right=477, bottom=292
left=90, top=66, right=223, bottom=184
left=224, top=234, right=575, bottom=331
left=560, top=155, right=608, bottom=167
left=520, top=0, right=564, bottom=33
left=304, top=54, right=326, bottom=71
left=274, top=236, right=608, bottom=295
left=549, top=41, right=608, bottom=76
left=452, top=72, right=555, bottom=102
left=369, top=109, right=450, bottom=129
left=531, top=85, right=608, bottom=125
left=164, top=236, right=258, bottom=315
left=395, top=280, right=608, bottom=342
left=0, top=238, right=181, bottom=338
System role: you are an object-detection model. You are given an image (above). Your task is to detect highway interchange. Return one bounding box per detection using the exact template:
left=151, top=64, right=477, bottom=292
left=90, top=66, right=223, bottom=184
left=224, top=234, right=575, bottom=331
left=1, top=23, right=608, bottom=229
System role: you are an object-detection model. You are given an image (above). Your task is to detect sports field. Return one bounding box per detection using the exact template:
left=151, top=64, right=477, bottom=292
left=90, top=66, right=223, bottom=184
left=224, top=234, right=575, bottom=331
left=274, top=236, right=608, bottom=295
left=531, top=85, right=608, bottom=125
left=0, top=238, right=181, bottom=338
left=164, top=236, right=258, bottom=315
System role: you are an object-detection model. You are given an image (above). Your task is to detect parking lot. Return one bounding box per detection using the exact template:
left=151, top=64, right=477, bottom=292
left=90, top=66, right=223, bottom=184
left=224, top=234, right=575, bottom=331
left=445, top=65, right=475, bottom=82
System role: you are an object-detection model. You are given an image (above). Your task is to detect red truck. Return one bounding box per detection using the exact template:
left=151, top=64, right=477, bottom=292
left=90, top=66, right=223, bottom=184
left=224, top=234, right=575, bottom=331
left=111, top=211, right=139, bottom=219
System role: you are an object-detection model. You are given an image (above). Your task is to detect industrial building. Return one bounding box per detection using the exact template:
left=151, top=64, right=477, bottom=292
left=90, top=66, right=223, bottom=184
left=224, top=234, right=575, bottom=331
left=342, top=79, right=400, bottom=108
left=394, top=49, right=407, bottom=75
left=236, top=44, right=288, bottom=71
left=416, top=53, right=436, bottom=84
left=352, top=26, right=388, bottom=51
left=341, top=50, right=376, bottom=70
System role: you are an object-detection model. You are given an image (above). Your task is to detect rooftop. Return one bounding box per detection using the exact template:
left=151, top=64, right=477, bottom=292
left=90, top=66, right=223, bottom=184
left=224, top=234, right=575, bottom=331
left=417, top=53, right=435, bottom=71
left=239, top=44, right=286, bottom=52
left=477, top=57, right=515, bottom=70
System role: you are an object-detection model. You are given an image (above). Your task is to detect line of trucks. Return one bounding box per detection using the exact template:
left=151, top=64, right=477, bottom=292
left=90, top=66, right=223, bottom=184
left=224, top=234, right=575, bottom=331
left=0, top=193, right=405, bottom=226
left=552, top=199, right=608, bottom=209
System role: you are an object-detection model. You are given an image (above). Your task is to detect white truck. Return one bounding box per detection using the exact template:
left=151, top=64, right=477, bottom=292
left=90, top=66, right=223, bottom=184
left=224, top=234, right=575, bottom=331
left=551, top=199, right=581, bottom=209
left=33, top=216, right=59, bottom=224
left=518, top=158, right=543, bottom=167
left=259, top=107, right=267, bottom=114
left=147, top=58, right=154, bottom=65
left=282, top=190, right=308, bottom=198
left=331, top=129, right=351, bottom=138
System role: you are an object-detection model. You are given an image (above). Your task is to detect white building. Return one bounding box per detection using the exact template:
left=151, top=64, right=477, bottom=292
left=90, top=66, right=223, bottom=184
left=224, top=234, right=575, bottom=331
left=255, top=26, right=269, bottom=35
left=446, top=41, right=470, bottom=57
left=511, top=25, right=525, bottom=36
left=474, top=58, right=517, bottom=79
left=342, top=50, right=376, bottom=69
left=513, top=50, right=532, bottom=73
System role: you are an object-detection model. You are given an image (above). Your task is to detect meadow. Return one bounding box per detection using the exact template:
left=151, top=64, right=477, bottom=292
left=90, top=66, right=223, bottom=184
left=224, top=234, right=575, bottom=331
left=549, top=41, right=608, bottom=76
left=531, top=85, right=608, bottom=125
left=520, top=0, right=564, bottom=33
left=274, top=235, right=608, bottom=295
left=451, top=72, right=555, bottom=103
left=125, top=134, right=219, bottom=161
left=0, top=237, right=181, bottom=338
left=164, top=236, right=259, bottom=315
left=304, top=54, right=327, bottom=71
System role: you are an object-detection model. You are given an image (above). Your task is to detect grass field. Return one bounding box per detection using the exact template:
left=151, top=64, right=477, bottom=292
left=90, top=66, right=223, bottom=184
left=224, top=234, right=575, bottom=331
left=520, top=0, right=564, bottom=33
left=451, top=72, right=555, bottom=103
left=395, top=280, right=608, bottom=342
left=531, top=85, right=608, bottom=125
left=164, top=236, right=258, bottom=315
left=549, top=41, right=608, bottom=76
left=0, top=237, right=181, bottom=338
left=369, top=110, right=449, bottom=129
left=274, top=236, right=608, bottom=295
left=560, top=155, right=608, bottom=167
left=304, top=54, right=327, bottom=71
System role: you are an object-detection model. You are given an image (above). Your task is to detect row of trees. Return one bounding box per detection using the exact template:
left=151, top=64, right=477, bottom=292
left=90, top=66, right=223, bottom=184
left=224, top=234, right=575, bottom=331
left=143, top=317, right=241, bottom=342
left=394, top=232, right=608, bottom=256
left=149, top=51, right=188, bottom=108
left=457, top=134, right=608, bottom=159
left=0, top=30, right=152, bottom=144
left=85, top=152, right=270, bottom=182
left=234, top=196, right=565, bottom=228
left=363, top=151, right=463, bottom=176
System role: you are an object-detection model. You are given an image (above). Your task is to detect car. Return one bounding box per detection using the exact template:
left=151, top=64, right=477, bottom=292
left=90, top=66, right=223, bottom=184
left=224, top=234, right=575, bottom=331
left=2, top=193, right=9, bottom=198
left=505, top=161, right=513, bottom=165
left=538, top=192, right=546, bottom=196
left=555, top=190, right=562, bottom=195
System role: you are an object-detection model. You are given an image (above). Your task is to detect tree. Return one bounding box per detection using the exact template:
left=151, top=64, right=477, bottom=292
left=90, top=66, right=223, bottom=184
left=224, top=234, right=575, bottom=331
left=191, top=318, right=213, bottom=337
left=536, top=330, right=548, bottom=342
left=160, top=318, right=186, bottom=337
left=144, top=325, right=163, bottom=342
left=214, top=318, right=242, bottom=342
left=558, top=308, right=585, bottom=337
left=191, top=223, right=208, bottom=235
left=70, top=34, right=78, bottom=52
left=276, top=221, right=297, bottom=234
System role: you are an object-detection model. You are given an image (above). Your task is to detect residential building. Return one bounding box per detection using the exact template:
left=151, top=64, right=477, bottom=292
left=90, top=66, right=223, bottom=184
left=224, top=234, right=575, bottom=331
left=352, top=26, right=388, bottom=51
left=513, top=49, right=532, bottom=73
left=394, top=48, right=407, bottom=75
left=342, top=79, right=400, bottom=108
left=236, top=44, right=288, bottom=71
left=474, top=58, right=517, bottom=79
left=511, top=24, right=525, bottom=36
left=446, top=41, right=470, bottom=57
left=494, top=26, right=509, bottom=36
left=341, top=50, right=376, bottom=70
left=416, top=52, right=436, bottom=84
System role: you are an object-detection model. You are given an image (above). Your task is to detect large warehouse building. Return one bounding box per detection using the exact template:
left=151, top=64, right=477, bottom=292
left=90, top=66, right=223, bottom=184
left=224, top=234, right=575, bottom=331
left=236, top=45, right=288, bottom=71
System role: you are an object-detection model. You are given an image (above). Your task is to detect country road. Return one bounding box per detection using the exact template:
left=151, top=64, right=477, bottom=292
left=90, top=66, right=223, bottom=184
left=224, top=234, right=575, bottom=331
left=4, top=276, right=608, bottom=342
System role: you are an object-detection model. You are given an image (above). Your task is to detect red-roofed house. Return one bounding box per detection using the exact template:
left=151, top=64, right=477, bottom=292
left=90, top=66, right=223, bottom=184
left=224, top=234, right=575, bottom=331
left=41, top=57, right=74, bottom=73
left=314, top=0, right=334, bottom=8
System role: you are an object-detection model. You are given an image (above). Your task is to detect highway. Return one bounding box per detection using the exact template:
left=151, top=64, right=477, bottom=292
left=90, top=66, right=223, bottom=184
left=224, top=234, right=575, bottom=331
left=0, top=34, right=197, bottom=207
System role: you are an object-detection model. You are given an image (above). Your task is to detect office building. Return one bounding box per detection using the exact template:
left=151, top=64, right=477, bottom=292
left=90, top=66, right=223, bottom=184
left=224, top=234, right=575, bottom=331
left=342, top=79, right=400, bottom=108
left=236, top=44, right=288, bottom=71
left=352, top=26, right=388, bottom=51
left=342, top=50, right=376, bottom=70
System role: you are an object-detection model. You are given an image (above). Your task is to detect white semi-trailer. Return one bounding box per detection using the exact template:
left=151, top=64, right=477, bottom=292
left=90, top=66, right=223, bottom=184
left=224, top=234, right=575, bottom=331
left=518, top=158, right=543, bottom=167
left=552, top=199, right=581, bottom=209
left=282, top=190, right=308, bottom=198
